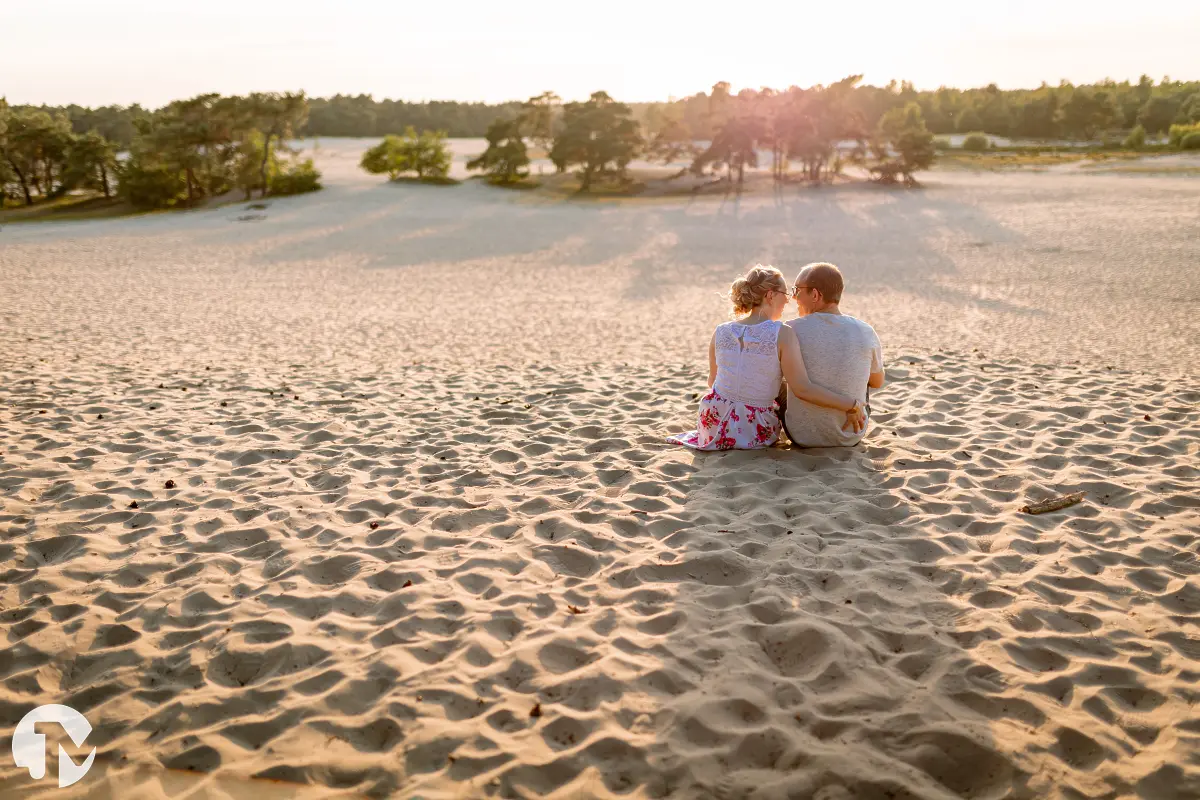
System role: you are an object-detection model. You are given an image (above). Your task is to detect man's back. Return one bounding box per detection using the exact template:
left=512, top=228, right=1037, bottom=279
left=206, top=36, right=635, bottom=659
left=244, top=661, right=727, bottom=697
left=784, top=314, right=882, bottom=446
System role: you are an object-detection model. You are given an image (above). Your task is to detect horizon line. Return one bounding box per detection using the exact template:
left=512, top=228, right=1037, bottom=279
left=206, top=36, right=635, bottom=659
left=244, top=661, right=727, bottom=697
left=6, top=73, right=1199, bottom=111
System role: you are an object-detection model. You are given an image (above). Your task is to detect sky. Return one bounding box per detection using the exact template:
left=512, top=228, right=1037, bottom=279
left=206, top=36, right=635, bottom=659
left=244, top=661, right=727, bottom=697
left=2, top=1, right=1198, bottom=108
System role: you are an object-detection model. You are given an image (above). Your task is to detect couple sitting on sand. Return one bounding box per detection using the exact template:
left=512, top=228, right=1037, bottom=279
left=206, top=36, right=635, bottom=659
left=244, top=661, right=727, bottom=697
left=669, top=262, right=884, bottom=450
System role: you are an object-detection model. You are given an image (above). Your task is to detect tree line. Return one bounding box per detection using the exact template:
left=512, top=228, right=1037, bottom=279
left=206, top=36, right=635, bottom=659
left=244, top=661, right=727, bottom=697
left=1, top=93, right=321, bottom=208
left=458, top=80, right=937, bottom=189
left=11, top=76, right=1198, bottom=151
left=6, top=75, right=1200, bottom=207
left=356, top=81, right=936, bottom=190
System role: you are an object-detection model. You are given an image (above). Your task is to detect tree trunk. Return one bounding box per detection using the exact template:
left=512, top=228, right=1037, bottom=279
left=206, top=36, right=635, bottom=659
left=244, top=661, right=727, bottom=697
left=99, top=163, right=111, bottom=198
left=581, top=163, right=593, bottom=191
left=185, top=168, right=196, bottom=206
left=8, top=158, right=33, bottom=205
left=260, top=131, right=274, bottom=198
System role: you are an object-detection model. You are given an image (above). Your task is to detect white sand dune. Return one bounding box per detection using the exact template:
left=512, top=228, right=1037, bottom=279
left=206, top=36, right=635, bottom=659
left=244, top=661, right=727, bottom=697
left=1, top=155, right=1199, bottom=798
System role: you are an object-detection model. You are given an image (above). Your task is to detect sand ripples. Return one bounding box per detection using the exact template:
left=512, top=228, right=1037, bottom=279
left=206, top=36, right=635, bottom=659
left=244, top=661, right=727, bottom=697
left=1, top=353, right=1198, bottom=798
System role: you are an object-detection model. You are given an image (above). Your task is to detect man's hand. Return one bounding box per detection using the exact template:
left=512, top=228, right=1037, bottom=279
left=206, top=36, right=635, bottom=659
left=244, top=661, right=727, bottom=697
left=842, top=403, right=866, bottom=434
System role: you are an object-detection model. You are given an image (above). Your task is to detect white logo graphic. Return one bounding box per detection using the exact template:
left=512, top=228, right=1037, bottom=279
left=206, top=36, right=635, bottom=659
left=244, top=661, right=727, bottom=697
left=12, top=704, right=96, bottom=787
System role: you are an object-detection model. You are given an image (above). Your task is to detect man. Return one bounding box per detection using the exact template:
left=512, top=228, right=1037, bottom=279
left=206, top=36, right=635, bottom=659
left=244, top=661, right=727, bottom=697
left=779, top=262, right=884, bottom=446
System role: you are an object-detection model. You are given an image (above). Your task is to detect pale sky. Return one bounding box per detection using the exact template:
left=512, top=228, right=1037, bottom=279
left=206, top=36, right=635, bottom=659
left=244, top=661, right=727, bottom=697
left=2, top=1, right=1197, bottom=108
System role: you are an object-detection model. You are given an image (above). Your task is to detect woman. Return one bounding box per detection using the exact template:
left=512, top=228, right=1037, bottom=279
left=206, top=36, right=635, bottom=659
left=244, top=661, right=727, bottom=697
left=668, top=265, right=865, bottom=451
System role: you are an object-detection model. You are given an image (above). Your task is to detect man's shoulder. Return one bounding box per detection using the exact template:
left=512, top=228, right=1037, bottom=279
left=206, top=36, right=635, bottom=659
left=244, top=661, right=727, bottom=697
left=841, top=314, right=881, bottom=342
left=790, top=314, right=876, bottom=337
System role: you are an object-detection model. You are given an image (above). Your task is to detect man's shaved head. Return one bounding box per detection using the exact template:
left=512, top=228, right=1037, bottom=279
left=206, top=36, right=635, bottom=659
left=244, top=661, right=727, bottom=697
left=796, top=262, right=844, bottom=304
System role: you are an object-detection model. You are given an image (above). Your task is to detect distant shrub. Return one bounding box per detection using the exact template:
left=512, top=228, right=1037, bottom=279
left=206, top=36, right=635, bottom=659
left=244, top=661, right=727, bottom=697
left=361, top=127, right=451, bottom=180
left=1123, top=125, right=1146, bottom=150
left=1181, top=132, right=1200, bottom=151
left=933, top=137, right=952, bottom=152
left=960, top=133, right=990, bottom=152
left=270, top=158, right=322, bottom=196
left=1168, top=123, right=1200, bottom=148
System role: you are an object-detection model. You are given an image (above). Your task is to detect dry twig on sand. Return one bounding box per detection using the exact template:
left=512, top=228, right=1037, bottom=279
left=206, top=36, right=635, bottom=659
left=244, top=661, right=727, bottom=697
left=1021, top=492, right=1085, bottom=515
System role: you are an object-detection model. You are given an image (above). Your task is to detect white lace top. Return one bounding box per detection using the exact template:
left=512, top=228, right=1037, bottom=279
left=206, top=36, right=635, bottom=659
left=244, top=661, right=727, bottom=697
left=711, top=320, right=783, bottom=408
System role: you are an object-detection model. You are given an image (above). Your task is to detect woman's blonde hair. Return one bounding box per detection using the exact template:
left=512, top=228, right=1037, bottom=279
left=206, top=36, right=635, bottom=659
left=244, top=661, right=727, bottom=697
left=730, top=265, right=787, bottom=315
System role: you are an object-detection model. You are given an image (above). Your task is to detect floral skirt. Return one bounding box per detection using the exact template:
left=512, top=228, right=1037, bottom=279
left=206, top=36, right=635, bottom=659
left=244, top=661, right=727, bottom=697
left=668, top=388, right=782, bottom=451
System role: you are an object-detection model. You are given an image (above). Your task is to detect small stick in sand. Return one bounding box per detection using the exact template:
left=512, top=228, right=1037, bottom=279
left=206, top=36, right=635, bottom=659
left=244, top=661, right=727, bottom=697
left=1021, top=492, right=1085, bottom=515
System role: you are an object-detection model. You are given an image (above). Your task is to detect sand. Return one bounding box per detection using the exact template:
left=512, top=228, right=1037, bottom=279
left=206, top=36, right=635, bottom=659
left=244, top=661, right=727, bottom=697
left=1, top=147, right=1199, bottom=799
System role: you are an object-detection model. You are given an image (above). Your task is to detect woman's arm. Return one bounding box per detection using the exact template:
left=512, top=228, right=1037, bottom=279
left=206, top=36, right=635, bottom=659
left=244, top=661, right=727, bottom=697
left=778, top=327, right=860, bottom=412
left=868, top=370, right=885, bottom=389
left=707, top=332, right=718, bottom=388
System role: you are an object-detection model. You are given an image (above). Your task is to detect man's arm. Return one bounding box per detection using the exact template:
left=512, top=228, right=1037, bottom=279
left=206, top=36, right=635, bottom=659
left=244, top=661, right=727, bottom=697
left=867, top=329, right=885, bottom=389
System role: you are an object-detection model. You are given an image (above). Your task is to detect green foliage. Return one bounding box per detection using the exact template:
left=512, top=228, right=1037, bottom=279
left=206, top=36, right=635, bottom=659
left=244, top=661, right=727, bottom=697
left=519, top=92, right=561, bottom=153
left=1123, top=124, right=1146, bottom=150
left=233, top=131, right=272, bottom=198
left=361, top=128, right=451, bottom=180
left=245, top=92, right=309, bottom=199
left=1137, top=96, right=1179, bottom=135
left=1181, top=131, right=1200, bottom=150
left=1178, top=93, right=1200, bottom=125
left=933, top=137, right=952, bottom=152
left=955, top=108, right=983, bottom=133
left=0, top=107, right=75, bottom=204
left=270, top=158, right=322, bottom=195
left=1059, top=89, right=1120, bottom=140
left=781, top=76, right=867, bottom=182
left=643, top=105, right=697, bottom=166
left=1168, top=123, right=1200, bottom=148
left=467, top=118, right=530, bottom=183
left=1012, top=92, right=1060, bottom=138
left=64, top=130, right=118, bottom=196
left=692, top=108, right=764, bottom=185
left=117, top=154, right=187, bottom=208
left=305, top=95, right=522, bottom=138
left=15, top=75, right=1200, bottom=155
left=549, top=92, right=642, bottom=191
left=870, top=103, right=936, bottom=184
left=960, top=132, right=990, bottom=151
left=361, top=135, right=407, bottom=179
left=407, top=128, right=452, bottom=178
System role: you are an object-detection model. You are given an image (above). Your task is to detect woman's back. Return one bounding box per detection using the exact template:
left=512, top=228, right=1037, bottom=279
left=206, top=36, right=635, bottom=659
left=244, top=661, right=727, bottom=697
left=712, top=320, right=783, bottom=407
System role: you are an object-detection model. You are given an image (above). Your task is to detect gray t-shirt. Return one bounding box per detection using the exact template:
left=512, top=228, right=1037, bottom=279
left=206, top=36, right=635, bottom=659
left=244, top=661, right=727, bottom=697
left=784, top=314, right=883, bottom=447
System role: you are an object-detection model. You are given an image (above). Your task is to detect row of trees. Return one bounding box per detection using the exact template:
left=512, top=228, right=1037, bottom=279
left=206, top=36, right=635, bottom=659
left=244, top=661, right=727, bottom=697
left=1, top=93, right=322, bottom=208
left=15, top=77, right=1197, bottom=152
left=466, top=80, right=936, bottom=189
left=1, top=100, right=119, bottom=205
left=818, top=77, right=1199, bottom=141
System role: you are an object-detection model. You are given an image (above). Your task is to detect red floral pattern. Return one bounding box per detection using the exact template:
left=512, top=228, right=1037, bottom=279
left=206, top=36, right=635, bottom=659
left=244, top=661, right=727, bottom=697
left=668, top=389, right=781, bottom=451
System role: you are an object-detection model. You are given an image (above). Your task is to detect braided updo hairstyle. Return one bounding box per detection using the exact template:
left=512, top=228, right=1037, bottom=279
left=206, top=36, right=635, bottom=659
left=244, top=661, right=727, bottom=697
left=730, top=265, right=787, bottom=315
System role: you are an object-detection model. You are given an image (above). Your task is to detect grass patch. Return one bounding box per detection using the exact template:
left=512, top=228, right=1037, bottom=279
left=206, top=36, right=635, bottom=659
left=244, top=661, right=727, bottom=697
left=934, top=151, right=1087, bottom=169
left=0, top=193, right=144, bottom=223
left=1084, top=164, right=1200, bottom=176
left=480, top=176, right=542, bottom=191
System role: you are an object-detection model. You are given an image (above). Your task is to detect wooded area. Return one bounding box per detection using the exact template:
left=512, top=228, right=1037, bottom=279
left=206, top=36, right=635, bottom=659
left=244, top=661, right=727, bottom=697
left=5, top=75, right=1200, bottom=208
left=12, top=76, right=1198, bottom=148
left=1, top=93, right=320, bottom=208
